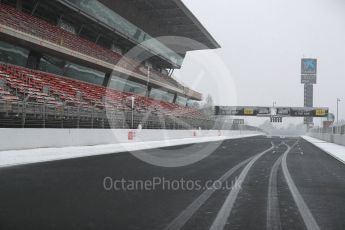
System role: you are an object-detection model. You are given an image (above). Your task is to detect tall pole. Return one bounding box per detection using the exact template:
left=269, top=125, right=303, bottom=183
left=131, top=96, right=135, bottom=129
left=337, top=98, right=341, bottom=124
left=146, top=66, right=150, bottom=97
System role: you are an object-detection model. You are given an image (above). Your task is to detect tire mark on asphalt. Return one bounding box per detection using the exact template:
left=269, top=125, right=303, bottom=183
left=164, top=158, right=249, bottom=230
left=164, top=143, right=274, bottom=230
left=266, top=145, right=287, bottom=230
left=209, top=143, right=275, bottom=230
left=281, top=142, right=321, bottom=230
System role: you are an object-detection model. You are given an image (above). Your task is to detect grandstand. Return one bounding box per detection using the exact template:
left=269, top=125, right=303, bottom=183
left=0, top=0, right=234, bottom=130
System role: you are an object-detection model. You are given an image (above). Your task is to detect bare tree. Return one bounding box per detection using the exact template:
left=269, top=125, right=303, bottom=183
left=204, top=94, right=214, bottom=109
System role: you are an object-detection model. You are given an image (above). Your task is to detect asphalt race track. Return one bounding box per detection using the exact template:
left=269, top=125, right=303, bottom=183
left=1, top=136, right=345, bottom=230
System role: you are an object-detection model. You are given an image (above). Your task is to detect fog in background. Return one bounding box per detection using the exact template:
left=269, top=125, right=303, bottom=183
left=259, top=121, right=307, bottom=136
left=175, top=0, right=345, bottom=127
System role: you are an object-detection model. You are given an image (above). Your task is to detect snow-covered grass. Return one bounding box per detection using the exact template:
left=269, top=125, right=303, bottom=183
left=302, top=136, right=345, bottom=165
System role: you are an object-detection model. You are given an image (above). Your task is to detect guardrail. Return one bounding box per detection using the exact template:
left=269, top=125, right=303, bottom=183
left=309, top=125, right=345, bottom=135
left=308, top=124, right=345, bottom=146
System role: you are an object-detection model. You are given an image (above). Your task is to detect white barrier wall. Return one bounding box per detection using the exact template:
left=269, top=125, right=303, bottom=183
left=0, top=129, right=260, bottom=151
left=308, top=133, right=345, bottom=146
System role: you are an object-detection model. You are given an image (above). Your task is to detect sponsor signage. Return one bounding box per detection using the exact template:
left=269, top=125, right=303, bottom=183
left=301, top=58, right=317, bottom=74
left=301, top=75, right=316, bottom=84
left=233, top=119, right=245, bottom=125
left=276, top=107, right=290, bottom=116
left=215, top=106, right=270, bottom=116
left=257, top=107, right=270, bottom=116
left=215, top=106, right=328, bottom=117
left=244, top=108, right=254, bottom=115
left=290, top=107, right=328, bottom=117
left=301, top=58, right=317, bottom=84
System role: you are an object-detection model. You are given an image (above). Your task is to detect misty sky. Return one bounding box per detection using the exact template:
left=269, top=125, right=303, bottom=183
left=175, top=0, right=345, bottom=126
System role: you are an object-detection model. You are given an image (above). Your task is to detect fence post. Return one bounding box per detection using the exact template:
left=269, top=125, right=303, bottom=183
left=121, top=112, right=124, bottom=129
left=43, top=101, right=46, bottom=128
left=21, top=101, right=26, bottom=128
left=102, top=109, right=105, bottom=129
left=61, top=103, right=65, bottom=128
left=77, top=105, right=80, bottom=128
left=91, top=105, right=94, bottom=129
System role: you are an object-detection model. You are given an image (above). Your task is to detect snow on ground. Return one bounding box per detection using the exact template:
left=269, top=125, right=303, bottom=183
left=302, top=136, right=345, bottom=165
left=0, top=134, right=260, bottom=168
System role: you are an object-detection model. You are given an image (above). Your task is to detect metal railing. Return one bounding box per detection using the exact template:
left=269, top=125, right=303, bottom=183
left=309, top=124, right=345, bottom=135
left=0, top=100, right=248, bottom=130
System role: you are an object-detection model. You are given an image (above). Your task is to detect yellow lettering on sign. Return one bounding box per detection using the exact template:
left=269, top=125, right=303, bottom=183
left=316, top=109, right=326, bottom=116
left=244, top=108, right=254, bottom=115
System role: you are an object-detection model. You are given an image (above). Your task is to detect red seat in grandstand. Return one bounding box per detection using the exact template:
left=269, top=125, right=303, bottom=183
left=0, top=63, right=204, bottom=118
left=0, top=4, right=179, bottom=87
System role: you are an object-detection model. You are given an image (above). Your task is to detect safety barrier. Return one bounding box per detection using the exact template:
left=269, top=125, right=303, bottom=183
left=0, top=128, right=261, bottom=151
left=308, top=133, right=345, bottom=146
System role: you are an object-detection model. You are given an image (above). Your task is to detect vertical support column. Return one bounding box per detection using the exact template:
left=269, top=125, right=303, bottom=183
left=16, top=0, right=23, bottom=11
left=95, top=34, right=101, bottom=44
left=26, top=50, right=42, bottom=70
left=102, top=72, right=112, bottom=87
left=31, top=0, right=40, bottom=15
left=146, top=85, right=152, bottom=97
left=78, top=24, right=84, bottom=35
left=304, top=84, right=314, bottom=124
left=173, top=93, right=177, bottom=103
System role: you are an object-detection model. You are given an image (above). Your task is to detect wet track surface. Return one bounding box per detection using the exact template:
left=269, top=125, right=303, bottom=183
left=1, top=136, right=345, bottom=230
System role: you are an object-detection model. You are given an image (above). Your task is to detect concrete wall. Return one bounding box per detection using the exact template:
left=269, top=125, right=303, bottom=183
left=308, top=133, right=345, bottom=146
left=0, top=129, right=260, bottom=151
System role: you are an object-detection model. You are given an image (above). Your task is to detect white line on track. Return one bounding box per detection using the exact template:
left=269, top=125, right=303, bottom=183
left=281, top=142, right=320, bottom=230
left=266, top=145, right=287, bottom=230
left=164, top=144, right=274, bottom=230
left=209, top=143, right=275, bottom=230
left=164, top=157, right=250, bottom=230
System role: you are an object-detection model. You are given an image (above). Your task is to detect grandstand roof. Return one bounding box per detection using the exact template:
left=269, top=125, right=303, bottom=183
left=98, top=0, right=221, bottom=52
